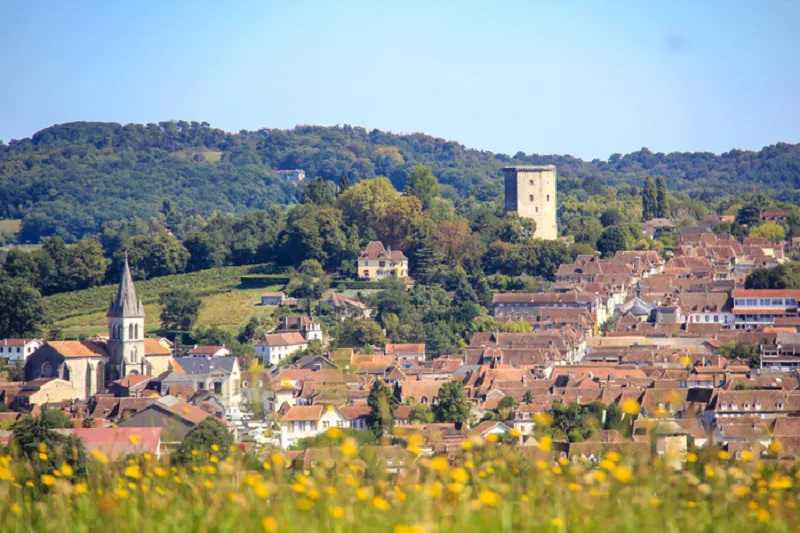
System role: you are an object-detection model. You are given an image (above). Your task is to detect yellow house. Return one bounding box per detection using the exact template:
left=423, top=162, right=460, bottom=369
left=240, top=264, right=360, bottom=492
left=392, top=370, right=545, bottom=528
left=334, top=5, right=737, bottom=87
left=359, top=241, right=408, bottom=281
left=13, top=378, right=77, bottom=409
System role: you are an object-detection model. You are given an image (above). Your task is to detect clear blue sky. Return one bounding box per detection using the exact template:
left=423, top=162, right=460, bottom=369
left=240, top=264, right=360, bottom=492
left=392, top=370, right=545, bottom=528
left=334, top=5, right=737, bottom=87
left=1, top=1, right=798, bottom=159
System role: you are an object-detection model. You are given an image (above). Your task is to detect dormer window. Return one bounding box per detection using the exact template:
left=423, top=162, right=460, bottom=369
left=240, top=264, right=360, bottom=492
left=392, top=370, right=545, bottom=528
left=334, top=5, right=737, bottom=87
left=730, top=403, right=737, bottom=410
left=755, top=402, right=761, bottom=410
left=720, top=403, right=728, bottom=410
left=777, top=402, right=784, bottom=410
left=743, top=403, right=750, bottom=410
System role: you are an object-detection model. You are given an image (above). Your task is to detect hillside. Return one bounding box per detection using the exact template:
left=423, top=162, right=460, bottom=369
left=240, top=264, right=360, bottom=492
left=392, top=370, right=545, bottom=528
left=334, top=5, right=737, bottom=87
left=2, top=121, right=800, bottom=243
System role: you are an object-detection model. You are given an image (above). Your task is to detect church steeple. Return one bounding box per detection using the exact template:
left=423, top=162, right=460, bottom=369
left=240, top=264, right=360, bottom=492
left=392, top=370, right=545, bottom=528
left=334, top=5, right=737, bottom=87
left=108, top=253, right=144, bottom=318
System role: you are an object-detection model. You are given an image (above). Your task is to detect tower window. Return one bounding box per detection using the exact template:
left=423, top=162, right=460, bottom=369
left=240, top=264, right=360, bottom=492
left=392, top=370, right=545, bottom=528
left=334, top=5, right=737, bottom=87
left=134, top=324, right=139, bottom=339
left=529, top=180, right=534, bottom=186
left=129, top=324, right=134, bottom=339
left=536, top=207, right=539, bottom=213
left=529, top=194, right=534, bottom=202
left=547, top=194, right=550, bottom=202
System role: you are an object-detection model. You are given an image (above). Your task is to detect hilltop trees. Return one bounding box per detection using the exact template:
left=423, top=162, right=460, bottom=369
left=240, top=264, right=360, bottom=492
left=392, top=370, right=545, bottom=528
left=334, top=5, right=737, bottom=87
left=642, top=176, right=669, bottom=220
left=0, top=272, right=47, bottom=339
left=159, top=288, right=202, bottom=339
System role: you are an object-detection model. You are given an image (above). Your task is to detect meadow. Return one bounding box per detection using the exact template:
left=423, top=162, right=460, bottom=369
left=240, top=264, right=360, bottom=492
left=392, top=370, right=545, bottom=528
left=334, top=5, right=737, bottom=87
left=0, top=428, right=798, bottom=533
left=44, top=264, right=284, bottom=337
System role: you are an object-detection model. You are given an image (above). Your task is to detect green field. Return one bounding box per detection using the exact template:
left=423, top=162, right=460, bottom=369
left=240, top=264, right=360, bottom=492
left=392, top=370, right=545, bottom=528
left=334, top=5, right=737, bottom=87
left=0, top=219, right=21, bottom=233
left=45, top=264, right=285, bottom=338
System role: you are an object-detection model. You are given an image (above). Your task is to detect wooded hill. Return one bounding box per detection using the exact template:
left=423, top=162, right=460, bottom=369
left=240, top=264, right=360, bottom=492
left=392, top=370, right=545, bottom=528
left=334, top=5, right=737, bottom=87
left=2, top=121, right=799, bottom=242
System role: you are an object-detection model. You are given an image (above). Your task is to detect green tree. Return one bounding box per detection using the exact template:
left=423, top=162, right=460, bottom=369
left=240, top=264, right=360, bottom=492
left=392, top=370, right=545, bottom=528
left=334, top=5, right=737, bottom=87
left=749, top=221, right=786, bottom=243
left=12, top=414, right=87, bottom=478
left=522, top=390, right=534, bottom=405
left=736, top=204, right=762, bottom=227
left=600, top=208, right=624, bottom=227
left=333, top=318, right=386, bottom=348
left=596, top=226, right=630, bottom=257
left=642, top=177, right=657, bottom=220
left=301, top=177, right=338, bottom=206
left=159, top=288, right=202, bottom=338
left=404, top=165, right=441, bottom=211
left=173, top=417, right=234, bottom=463
left=124, top=232, right=189, bottom=279
left=408, top=404, right=435, bottom=423
left=237, top=317, right=260, bottom=345
left=434, top=381, right=470, bottom=424
left=337, top=177, right=398, bottom=238
left=655, top=176, right=669, bottom=218
left=0, top=274, right=47, bottom=338
left=366, top=380, right=398, bottom=438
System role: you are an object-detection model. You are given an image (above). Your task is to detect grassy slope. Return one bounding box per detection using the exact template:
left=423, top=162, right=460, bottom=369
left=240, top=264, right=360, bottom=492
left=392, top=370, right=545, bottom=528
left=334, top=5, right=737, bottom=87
left=45, top=264, right=285, bottom=338
left=0, top=219, right=21, bottom=232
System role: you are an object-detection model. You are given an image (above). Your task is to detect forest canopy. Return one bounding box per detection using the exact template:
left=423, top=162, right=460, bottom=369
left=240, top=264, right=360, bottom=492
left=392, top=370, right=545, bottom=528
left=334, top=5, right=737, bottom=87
left=2, top=121, right=800, bottom=243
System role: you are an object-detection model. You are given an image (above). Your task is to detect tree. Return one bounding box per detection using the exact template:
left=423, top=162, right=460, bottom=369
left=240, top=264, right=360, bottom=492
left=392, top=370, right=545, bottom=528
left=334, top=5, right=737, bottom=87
left=430, top=218, right=484, bottom=268
left=655, top=176, right=669, bottom=218
left=564, top=217, right=602, bottom=244
left=377, top=196, right=423, bottom=250
left=736, top=204, right=762, bottom=227
left=337, top=177, right=398, bottom=238
left=366, top=380, right=398, bottom=438
left=522, top=390, right=534, bottom=405
left=278, top=205, right=350, bottom=270
left=333, top=318, right=386, bottom=348
left=124, top=232, right=189, bottom=279
left=159, top=288, right=202, bottom=337
left=600, top=208, right=624, bottom=228
left=66, top=238, right=107, bottom=290
left=408, top=404, right=435, bottom=423
left=404, top=164, right=441, bottom=210
left=483, top=395, right=515, bottom=421
left=301, top=177, right=338, bottom=206
left=12, top=414, right=87, bottom=477
left=749, top=221, right=786, bottom=244
left=434, top=381, right=470, bottom=424
left=173, top=417, right=234, bottom=463
left=237, top=317, right=260, bottom=344
left=498, top=212, right=537, bottom=244
left=596, top=226, right=630, bottom=257
left=745, top=263, right=800, bottom=290
left=0, top=274, right=47, bottom=339
left=642, top=177, right=657, bottom=220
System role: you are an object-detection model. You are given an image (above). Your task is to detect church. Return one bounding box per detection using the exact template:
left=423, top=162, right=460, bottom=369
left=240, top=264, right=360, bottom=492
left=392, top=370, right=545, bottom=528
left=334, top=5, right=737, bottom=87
left=24, top=256, right=174, bottom=401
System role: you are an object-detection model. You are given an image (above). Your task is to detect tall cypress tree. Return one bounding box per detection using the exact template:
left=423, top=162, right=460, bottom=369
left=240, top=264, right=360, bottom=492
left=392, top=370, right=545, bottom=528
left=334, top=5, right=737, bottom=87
left=642, top=177, right=657, bottom=220
left=655, top=176, right=668, bottom=218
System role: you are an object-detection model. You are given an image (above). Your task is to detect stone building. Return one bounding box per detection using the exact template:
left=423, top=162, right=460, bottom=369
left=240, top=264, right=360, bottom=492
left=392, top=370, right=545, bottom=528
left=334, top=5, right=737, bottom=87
left=503, top=165, right=558, bottom=240
left=23, top=256, right=174, bottom=401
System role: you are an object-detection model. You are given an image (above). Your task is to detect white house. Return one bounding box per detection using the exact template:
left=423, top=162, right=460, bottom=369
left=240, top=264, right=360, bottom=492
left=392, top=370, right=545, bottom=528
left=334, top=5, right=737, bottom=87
left=385, top=343, right=426, bottom=361
left=0, top=339, right=43, bottom=363
left=256, top=332, right=308, bottom=366
left=278, top=404, right=372, bottom=448
left=261, top=292, right=287, bottom=306
left=187, top=345, right=232, bottom=358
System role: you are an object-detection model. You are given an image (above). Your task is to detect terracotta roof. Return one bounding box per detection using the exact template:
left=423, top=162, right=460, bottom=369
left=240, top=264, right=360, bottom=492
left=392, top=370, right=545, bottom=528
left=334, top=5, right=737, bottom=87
left=46, top=340, right=107, bottom=358
left=385, top=343, right=425, bottom=355
left=732, top=289, right=800, bottom=299
left=0, top=338, right=35, bottom=347
left=113, top=375, right=151, bottom=388
left=153, top=396, right=210, bottom=425
left=144, top=338, right=173, bottom=356
left=55, top=427, right=161, bottom=459
left=339, top=406, right=371, bottom=420
left=258, top=332, right=307, bottom=347
left=188, top=345, right=227, bottom=355
left=360, top=241, right=406, bottom=261
left=281, top=405, right=324, bottom=422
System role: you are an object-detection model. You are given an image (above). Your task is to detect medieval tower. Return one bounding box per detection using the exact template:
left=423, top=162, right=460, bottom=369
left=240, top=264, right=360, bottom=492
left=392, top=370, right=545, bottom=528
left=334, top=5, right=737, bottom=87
left=107, top=254, right=147, bottom=378
left=503, top=165, right=558, bottom=240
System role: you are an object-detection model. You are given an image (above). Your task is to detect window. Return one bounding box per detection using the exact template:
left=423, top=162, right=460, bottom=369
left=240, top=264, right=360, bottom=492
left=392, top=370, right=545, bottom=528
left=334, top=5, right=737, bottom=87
left=547, top=194, right=550, bottom=202
left=529, top=194, right=534, bottom=202
left=214, top=382, right=223, bottom=394
left=529, top=180, right=534, bottom=186
left=323, top=421, right=330, bottom=429
left=777, top=402, right=784, bottom=410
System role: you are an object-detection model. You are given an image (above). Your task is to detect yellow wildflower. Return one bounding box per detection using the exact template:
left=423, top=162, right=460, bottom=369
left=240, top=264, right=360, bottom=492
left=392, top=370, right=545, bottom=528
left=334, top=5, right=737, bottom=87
left=621, top=399, right=640, bottom=415
left=41, top=475, right=56, bottom=486
left=331, top=506, right=345, bottom=519
left=769, top=440, right=783, bottom=454
left=538, top=435, right=552, bottom=452
left=262, top=516, right=278, bottom=533
left=430, top=456, right=449, bottom=472
left=534, top=412, right=553, bottom=427
left=686, top=452, right=697, bottom=463
left=326, top=427, right=342, bottom=439
left=372, top=496, right=390, bottom=511
left=60, top=464, right=73, bottom=477
left=718, top=450, right=729, bottom=461
left=296, top=498, right=314, bottom=510
left=125, top=465, right=142, bottom=480
left=128, top=434, right=141, bottom=444
left=341, top=438, right=358, bottom=458
left=613, top=466, right=633, bottom=484
left=478, top=489, right=498, bottom=507
left=551, top=517, right=564, bottom=527
left=451, top=467, right=468, bottom=483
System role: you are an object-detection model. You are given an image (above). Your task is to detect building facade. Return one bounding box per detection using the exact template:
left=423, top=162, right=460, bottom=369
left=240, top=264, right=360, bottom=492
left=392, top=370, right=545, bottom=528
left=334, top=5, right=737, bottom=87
left=503, top=165, right=558, bottom=240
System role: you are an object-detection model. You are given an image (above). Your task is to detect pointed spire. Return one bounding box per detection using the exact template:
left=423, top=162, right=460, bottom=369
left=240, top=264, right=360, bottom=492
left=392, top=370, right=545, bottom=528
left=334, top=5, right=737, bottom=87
left=108, top=252, right=144, bottom=318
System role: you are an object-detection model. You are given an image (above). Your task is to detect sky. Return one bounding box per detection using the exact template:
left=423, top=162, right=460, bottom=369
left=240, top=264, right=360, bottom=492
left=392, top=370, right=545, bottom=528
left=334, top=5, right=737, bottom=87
left=0, top=0, right=798, bottom=160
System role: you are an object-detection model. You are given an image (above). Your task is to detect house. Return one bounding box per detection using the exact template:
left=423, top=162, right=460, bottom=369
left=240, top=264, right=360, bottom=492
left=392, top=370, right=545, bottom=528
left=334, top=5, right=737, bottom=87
left=256, top=332, right=308, bottom=366
left=278, top=405, right=349, bottom=449
left=679, top=293, right=734, bottom=328
left=385, top=343, right=426, bottom=361
left=11, top=378, right=77, bottom=410
left=0, top=338, right=43, bottom=363
left=275, top=316, right=323, bottom=342
left=323, top=293, right=371, bottom=319
left=358, top=241, right=408, bottom=281
left=162, top=356, right=242, bottom=408
left=274, top=169, right=306, bottom=183
left=187, top=345, right=231, bottom=358
left=468, top=420, right=513, bottom=440
left=109, top=374, right=153, bottom=398
left=760, top=209, right=792, bottom=224
left=117, top=395, right=212, bottom=443
left=731, top=289, right=800, bottom=330
left=261, top=292, right=287, bottom=306
left=54, top=427, right=163, bottom=460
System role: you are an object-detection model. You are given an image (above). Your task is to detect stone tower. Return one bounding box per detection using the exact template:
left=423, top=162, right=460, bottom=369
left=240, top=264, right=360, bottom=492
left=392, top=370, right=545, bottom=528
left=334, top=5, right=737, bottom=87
left=107, top=254, right=146, bottom=379
left=503, top=165, right=558, bottom=240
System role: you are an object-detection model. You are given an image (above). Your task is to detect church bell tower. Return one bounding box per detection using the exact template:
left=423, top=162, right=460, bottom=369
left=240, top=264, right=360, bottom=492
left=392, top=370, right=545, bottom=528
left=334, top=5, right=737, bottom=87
left=107, top=253, right=146, bottom=379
